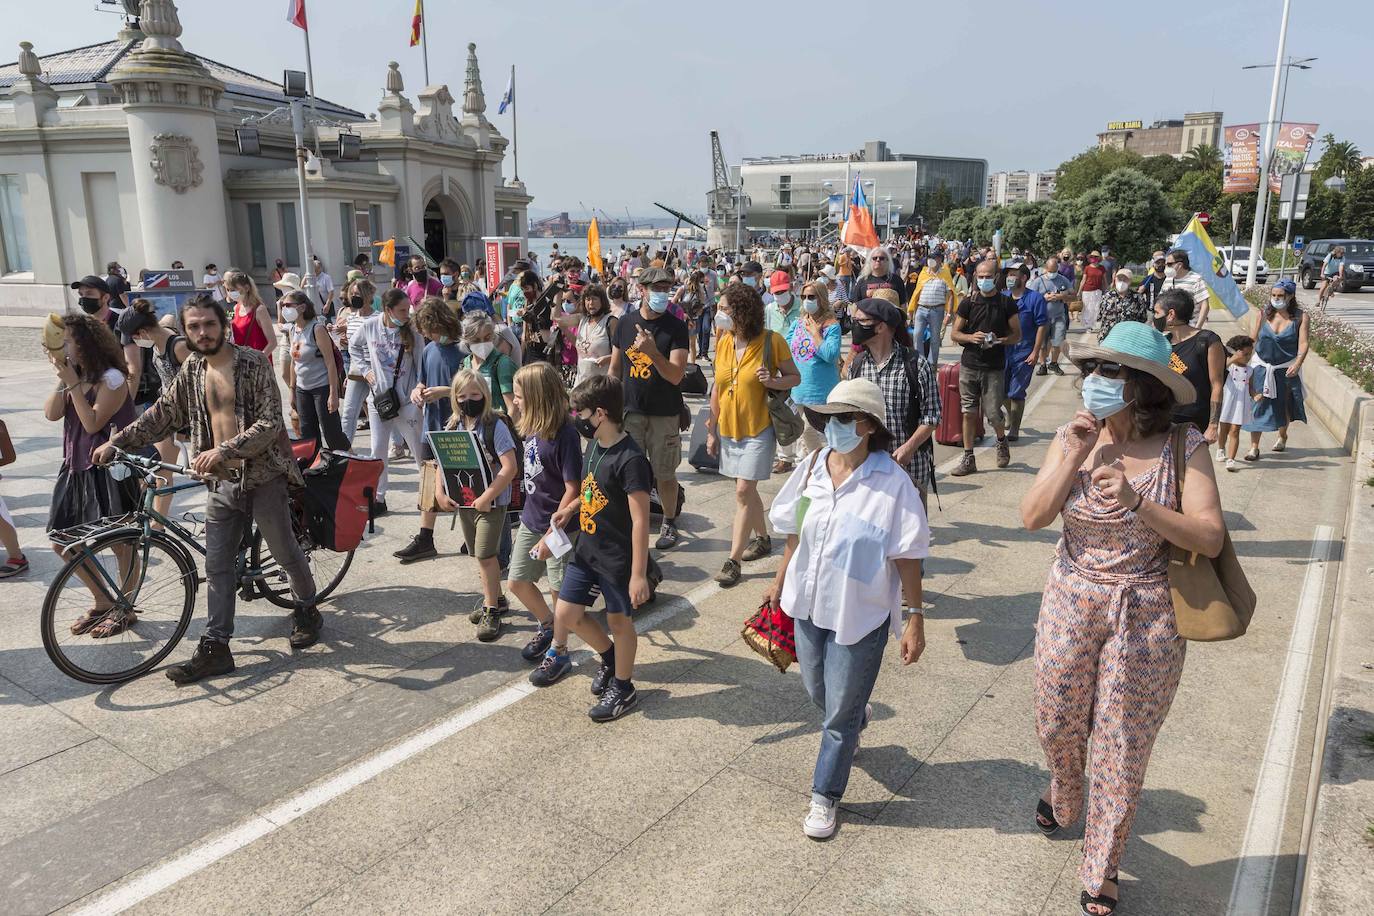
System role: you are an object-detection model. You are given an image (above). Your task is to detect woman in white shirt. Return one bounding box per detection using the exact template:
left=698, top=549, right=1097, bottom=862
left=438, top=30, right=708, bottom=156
left=764, top=378, right=929, bottom=840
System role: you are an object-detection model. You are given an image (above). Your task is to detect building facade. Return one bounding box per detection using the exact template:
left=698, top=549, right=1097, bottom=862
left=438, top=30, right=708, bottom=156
left=985, top=170, right=1057, bottom=207
left=733, top=140, right=986, bottom=233
left=0, top=1, right=529, bottom=315
left=1096, top=112, right=1223, bottom=159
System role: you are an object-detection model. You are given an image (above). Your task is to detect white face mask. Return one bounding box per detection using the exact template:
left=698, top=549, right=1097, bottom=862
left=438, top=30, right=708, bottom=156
left=470, top=341, right=494, bottom=360
left=714, top=311, right=734, bottom=331
left=228, top=290, right=243, bottom=302
left=1164, top=266, right=1178, bottom=279
left=280, top=306, right=299, bottom=323
left=773, top=292, right=791, bottom=306
left=1270, top=297, right=1288, bottom=310
left=134, top=336, right=155, bottom=349
left=1115, top=280, right=1130, bottom=293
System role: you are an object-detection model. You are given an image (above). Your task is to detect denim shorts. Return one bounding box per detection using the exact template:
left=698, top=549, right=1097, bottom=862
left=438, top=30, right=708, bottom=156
left=559, top=559, right=633, bottom=615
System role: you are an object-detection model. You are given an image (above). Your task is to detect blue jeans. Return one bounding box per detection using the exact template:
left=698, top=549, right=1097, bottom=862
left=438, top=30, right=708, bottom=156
left=913, top=305, right=945, bottom=367
left=793, top=615, right=889, bottom=805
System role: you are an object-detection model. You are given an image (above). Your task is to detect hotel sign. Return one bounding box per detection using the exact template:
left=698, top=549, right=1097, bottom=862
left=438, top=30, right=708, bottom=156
left=1106, top=120, right=1143, bottom=131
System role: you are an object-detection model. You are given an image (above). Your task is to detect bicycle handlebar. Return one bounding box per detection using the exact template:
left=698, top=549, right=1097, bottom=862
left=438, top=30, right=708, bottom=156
left=108, top=447, right=190, bottom=478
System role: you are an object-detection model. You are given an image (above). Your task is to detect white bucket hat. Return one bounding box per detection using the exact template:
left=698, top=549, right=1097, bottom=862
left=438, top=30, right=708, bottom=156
left=802, top=378, right=891, bottom=436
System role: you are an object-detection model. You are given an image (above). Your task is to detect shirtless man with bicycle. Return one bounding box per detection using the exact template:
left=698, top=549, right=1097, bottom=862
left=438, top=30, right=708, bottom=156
left=93, top=294, right=320, bottom=684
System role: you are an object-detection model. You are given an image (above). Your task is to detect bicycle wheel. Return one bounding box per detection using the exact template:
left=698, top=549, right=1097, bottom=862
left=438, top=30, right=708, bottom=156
left=251, top=527, right=354, bottom=609
left=41, top=529, right=198, bottom=684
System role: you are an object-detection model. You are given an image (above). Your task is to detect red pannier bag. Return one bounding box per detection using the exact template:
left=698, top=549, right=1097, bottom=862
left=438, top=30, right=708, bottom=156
left=935, top=361, right=985, bottom=447
left=300, top=451, right=384, bottom=552
left=742, top=600, right=797, bottom=673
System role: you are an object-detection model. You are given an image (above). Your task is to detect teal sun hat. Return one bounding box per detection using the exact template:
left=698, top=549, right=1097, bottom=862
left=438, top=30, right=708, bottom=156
left=1068, top=321, right=1196, bottom=405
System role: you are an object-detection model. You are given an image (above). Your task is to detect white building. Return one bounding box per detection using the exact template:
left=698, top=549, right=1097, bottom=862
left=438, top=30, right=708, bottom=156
left=985, top=170, right=1057, bottom=207
left=0, top=0, right=530, bottom=315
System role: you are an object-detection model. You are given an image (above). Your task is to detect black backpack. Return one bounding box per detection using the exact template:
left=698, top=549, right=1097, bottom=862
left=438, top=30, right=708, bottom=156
left=480, top=414, right=525, bottom=516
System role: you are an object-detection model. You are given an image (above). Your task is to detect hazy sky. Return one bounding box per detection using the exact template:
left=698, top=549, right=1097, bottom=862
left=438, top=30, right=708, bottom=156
left=15, top=0, right=1372, bottom=216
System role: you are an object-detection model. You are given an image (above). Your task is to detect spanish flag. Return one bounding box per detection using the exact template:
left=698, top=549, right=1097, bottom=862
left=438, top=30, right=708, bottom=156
left=587, top=218, right=605, bottom=277
left=839, top=175, right=878, bottom=250
left=409, top=0, right=423, bottom=47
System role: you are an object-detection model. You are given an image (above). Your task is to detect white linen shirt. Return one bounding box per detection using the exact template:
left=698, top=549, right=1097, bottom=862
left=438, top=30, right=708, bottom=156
left=769, top=448, right=930, bottom=645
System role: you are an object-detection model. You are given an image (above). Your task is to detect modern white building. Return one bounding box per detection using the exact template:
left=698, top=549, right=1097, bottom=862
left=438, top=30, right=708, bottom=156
left=0, top=0, right=530, bottom=315
left=985, top=170, right=1058, bottom=207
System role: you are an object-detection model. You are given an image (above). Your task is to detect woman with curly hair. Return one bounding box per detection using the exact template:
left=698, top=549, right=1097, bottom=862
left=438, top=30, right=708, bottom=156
left=43, top=314, right=139, bottom=636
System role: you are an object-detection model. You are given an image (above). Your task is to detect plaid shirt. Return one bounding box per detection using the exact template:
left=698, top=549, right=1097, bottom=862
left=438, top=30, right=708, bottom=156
left=112, top=344, right=300, bottom=490
left=849, top=343, right=940, bottom=493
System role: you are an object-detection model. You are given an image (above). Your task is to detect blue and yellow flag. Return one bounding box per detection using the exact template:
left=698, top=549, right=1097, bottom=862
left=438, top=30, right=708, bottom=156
left=1173, top=216, right=1249, bottom=319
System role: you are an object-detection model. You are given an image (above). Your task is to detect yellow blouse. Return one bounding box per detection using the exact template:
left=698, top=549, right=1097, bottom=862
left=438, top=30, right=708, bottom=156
left=714, top=330, right=791, bottom=440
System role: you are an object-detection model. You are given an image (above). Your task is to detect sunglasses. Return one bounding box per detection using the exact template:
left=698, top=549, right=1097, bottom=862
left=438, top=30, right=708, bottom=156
left=828, top=411, right=861, bottom=424
left=1164, top=261, right=1177, bottom=267
left=1081, top=359, right=1125, bottom=379
left=800, top=296, right=817, bottom=303
left=871, top=256, right=888, bottom=262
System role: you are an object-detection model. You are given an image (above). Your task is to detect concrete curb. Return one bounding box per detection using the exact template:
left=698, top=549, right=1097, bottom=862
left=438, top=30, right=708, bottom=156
left=1299, top=390, right=1374, bottom=913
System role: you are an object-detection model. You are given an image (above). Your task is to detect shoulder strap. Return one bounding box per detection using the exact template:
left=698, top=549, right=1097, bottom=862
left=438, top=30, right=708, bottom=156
left=763, top=329, right=775, bottom=374
left=1171, top=423, right=1189, bottom=510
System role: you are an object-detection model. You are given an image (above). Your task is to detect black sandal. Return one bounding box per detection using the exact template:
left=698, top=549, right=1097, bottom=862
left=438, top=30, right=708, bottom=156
left=1080, top=874, right=1118, bottom=916
left=1035, top=798, right=1060, bottom=836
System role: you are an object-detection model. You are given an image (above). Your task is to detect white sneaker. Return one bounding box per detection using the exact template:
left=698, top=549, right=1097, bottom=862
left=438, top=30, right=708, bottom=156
left=803, top=800, right=837, bottom=839
left=1215, top=447, right=1226, bottom=462
left=1226, top=458, right=1238, bottom=472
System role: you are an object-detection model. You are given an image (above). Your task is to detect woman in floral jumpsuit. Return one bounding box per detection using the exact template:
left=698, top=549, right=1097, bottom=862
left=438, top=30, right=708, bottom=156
left=1021, top=321, right=1226, bottom=915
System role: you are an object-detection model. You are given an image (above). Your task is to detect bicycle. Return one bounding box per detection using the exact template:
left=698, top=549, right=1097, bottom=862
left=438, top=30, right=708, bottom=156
left=1316, top=272, right=1341, bottom=311
left=41, top=449, right=353, bottom=684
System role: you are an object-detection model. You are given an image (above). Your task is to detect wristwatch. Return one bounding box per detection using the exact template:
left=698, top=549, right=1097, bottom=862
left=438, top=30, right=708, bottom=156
left=902, top=606, right=924, bottom=622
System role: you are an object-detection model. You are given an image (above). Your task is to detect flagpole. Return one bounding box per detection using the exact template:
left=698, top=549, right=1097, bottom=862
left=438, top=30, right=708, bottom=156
left=510, top=65, right=519, bottom=182
left=301, top=26, right=319, bottom=156
left=420, top=0, right=430, bottom=86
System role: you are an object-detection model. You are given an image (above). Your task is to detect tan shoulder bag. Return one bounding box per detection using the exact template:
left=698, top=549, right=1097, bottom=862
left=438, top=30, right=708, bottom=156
left=1168, top=425, right=1257, bottom=641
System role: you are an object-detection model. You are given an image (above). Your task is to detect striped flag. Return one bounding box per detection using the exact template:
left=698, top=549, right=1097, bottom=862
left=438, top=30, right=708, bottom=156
left=498, top=68, right=513, bottom=114
left=409, top=0, right=423, bottom=47
left=286, top=0, right=307, bottom=30
left=839, top=175, right=878, bottom=250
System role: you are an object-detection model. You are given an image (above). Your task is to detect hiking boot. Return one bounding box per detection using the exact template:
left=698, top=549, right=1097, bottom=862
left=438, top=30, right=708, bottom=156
left=588, top=681, right=639, bottom=723
left=469, top=594, right=509, bottom=624
left=1035, top=363, right=1048, bottom=376
left=995, top=439, right=1011, bottom=468
left=475, top=607, right=503, bottom=642
left=655, top=521, right=680, bottom=551
left=590, top=660, right=614, bottom=696
left=521, top=624, right=555, bottom=662
left=740, top=535, right=772, bottom=562
left=289, top=604, right=323, bottom=649
left=529, top=651, right=572, bottom=688
left=1048, top=362, right=1065, bottom=376
left=166, top=636, right=235, bottom=684
left=393, top=533, right=437, bottom=564
left=950, top=453, right=977, bottom=477
left=714, top=558, right=741, bottom=587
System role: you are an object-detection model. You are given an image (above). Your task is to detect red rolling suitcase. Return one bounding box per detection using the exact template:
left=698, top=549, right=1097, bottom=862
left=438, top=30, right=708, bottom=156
left=936, top=362, right=985, bottom=447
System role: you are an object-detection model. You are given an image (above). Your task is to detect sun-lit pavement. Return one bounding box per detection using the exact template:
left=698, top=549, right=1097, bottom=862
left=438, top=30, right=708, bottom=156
left=0, top=311, right=1353, bottom=915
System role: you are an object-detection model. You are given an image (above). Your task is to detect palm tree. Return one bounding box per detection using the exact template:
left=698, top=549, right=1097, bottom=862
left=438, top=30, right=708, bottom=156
left=1327, top=140, right=1363, bottom=177
left=1182, top=144, right=1223, bottom=172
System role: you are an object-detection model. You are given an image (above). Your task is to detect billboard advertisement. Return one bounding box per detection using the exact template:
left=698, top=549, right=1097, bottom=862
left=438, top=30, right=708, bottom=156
left=1222, top=124, right=1261, bottom=194
left=1268, top=122, right=1318, bottom=194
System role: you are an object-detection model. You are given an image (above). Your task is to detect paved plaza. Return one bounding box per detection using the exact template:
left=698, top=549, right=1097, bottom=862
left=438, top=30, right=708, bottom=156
left=0, top=307, right=1358, bottom=915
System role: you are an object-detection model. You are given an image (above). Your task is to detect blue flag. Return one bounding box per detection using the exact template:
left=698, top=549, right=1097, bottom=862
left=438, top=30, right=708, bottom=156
left=498, top=68, right=513, bottom=114
left=1173, top=216, right=1249, bottom=319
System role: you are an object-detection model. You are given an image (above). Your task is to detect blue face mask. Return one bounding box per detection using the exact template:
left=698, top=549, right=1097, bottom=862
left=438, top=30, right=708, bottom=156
left=977, top=277, right=997, bottom=293
left=648, top=291, right=670, bottom=313
left=824, top=417, right=864, bottom=454
left=1081, top=373, right=1132, bottom=421
left=742, top=276, right=758, bottom=288
left=440, top=274, right=455, bottom=288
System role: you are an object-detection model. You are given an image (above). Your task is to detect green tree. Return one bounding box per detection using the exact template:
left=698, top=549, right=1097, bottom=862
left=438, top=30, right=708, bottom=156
left=1053, top=147, right=1143, bottom=200
left=937, top=206, right=980, bottom=242
left=1298, top=184, right=1345, bottom=240
left=1001, top=200, right=1054, bottom=252
left=1342, top=166, right=1374, bottom=238
left=1138, top=155, right=1188, bottom=191
left=1065, top=168, right=1176, bottom=262
left=928, top=181, right=954, bottom=227
left=1036, top=201, right=1074, bottom=256
left=1182, top=144, right=1223, bottom=172
left=1169, top=170, right=1223, bottom=222
left=1313, top=133, right=1363, bottom=183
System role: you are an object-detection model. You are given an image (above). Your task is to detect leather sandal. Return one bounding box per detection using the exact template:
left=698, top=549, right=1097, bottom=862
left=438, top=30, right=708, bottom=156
left=1080, top=874, right=1118, bottom=916
left=1035, top=798, right=1060, bottom=836
left=89, top=611, right=137, bottom=639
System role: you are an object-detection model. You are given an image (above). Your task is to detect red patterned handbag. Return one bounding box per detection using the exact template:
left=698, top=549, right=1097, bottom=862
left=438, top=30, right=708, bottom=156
left=742, top=600, right=797, bottom=673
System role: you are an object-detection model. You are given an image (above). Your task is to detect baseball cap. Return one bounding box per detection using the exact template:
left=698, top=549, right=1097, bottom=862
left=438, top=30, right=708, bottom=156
left=70, top=275, right=111, bottom=295
left=115, top=306, right=159, bottom=345
left=769, top=270, right=791, bottom=293
left=742, top=260, right=763, bottom=274
left=1115, top=268, right=1133, bottom=280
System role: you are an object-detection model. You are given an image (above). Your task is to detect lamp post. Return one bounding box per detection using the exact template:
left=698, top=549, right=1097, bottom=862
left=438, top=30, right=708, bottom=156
left=883, top=196, right=893, bottom=239
left=863, top=180, right=876, bottom=225
left=283, top=70, right=317, bottom=299
left=1242, top=51, right=1316, bottom=285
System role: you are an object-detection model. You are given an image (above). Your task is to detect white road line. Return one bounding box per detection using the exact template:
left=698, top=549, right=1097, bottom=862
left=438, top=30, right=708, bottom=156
left=73, top=575, right=727, bottom=916
left=936, top=372, right=1061, bottom=475
left=1226, top=525, right=1335, bottom=916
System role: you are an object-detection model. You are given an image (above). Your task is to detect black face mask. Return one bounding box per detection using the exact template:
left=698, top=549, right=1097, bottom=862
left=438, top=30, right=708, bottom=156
left=1153, top=312, right=1168, bottom=331
left=413, top=270, right=428, bottom=283
left=78, top=296, right=103, bottom=315
left=460, top=396, right=486, bottom=418
left=349, top=295, right=364, bottom=309
left=852, top=322, right=877, bottom=346
left=574, top=414, right=598, bottom=439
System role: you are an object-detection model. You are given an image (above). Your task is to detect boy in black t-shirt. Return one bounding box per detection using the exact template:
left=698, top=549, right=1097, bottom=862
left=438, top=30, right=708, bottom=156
left=534, top=376, right=653, bottom=722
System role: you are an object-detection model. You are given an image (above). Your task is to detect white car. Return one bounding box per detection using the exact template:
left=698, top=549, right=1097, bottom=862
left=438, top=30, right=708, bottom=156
left=1220, top=246, right=1268, bottom=284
